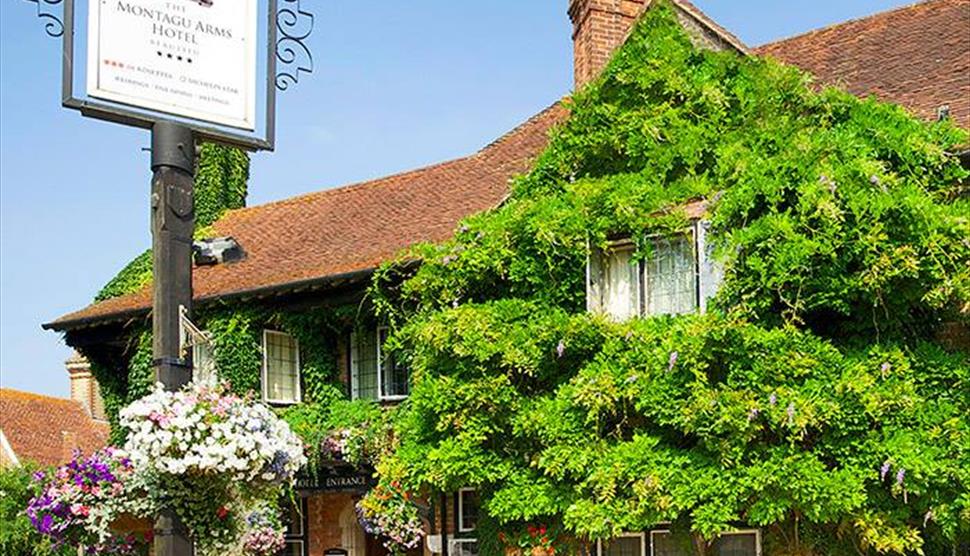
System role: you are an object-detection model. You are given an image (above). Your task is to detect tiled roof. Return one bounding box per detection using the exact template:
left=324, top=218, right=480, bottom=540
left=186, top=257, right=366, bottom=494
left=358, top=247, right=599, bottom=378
left=0, top=389, right=110, bottom=467
left=47, top=1, right=970, bottom=331
left=756, top=0, right=970, bottom=130
left=46, top=104, right=568, bottom=330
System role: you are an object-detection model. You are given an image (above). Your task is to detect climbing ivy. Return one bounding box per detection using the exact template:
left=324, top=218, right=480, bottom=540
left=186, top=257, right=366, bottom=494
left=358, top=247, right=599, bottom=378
left=362, top=3, right=969, bottom=555
left=95, top=143, right=249, bottom=302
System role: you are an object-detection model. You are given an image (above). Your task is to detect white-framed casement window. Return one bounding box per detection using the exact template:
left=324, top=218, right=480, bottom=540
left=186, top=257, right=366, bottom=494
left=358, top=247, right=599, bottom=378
left=598, top=533, right=647, bottom=556
left=191, top=331, right=218, bottom=386
left=262, top=330, right=302, bottom=405
left=450, top=539, right=479, bottom=556
left=650, top=529, right=761, bottom=556
left=458, top=488, right=479, bottom=533
left=588, top=221, right=722, bottom=321
left=350, top=327, right=410, bottom=401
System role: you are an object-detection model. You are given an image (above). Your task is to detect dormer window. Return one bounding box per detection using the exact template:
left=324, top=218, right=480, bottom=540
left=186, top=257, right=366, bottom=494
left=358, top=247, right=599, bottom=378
left=587, top=221, right=721, bottom=320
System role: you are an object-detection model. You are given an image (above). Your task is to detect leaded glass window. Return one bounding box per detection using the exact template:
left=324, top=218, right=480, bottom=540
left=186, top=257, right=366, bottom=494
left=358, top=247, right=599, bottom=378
left=262, top=330, right=301, bottom=404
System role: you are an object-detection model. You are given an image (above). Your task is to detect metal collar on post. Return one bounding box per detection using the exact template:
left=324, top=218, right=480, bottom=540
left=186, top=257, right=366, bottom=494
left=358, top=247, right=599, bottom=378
left=151, top=121, right=196, bottom=175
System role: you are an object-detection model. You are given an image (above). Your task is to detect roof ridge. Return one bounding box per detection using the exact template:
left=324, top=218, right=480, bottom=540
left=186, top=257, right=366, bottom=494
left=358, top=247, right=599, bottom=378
left=756, top=0, right=948, bottom=49
left=664, top=0, right=750, bottom=54
left=220, top=104, right=566, bottom=221
left=221, top=155, right=475, bottom=219
left=1, top=388, right=81, bottom=405
left=476, top=101, right=564, bottom=154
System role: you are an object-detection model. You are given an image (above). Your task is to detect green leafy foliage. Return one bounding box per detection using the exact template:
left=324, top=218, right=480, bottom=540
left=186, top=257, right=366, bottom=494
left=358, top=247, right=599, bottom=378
left=364, top=3, right=970, bottom=554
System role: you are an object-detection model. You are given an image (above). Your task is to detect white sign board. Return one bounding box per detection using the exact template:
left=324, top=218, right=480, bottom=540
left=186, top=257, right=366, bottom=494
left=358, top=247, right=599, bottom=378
left=87, top=0, right=258, bottom=130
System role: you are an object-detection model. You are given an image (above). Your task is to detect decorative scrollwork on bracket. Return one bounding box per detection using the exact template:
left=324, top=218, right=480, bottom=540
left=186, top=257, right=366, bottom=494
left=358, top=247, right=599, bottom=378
left=276, top=0, right=314, bottom=91
left=26, top=0, right=64, bottom=38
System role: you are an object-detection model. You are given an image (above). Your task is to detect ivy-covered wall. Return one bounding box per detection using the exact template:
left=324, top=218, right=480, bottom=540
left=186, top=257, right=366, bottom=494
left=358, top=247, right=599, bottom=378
left=95, top=143, right=250, bottom=302
left=358, top=4, right=969, bottom=555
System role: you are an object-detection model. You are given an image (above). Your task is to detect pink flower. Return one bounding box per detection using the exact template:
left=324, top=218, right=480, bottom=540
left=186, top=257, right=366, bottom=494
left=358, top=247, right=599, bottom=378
left=70, top=504, right=90, bottom=517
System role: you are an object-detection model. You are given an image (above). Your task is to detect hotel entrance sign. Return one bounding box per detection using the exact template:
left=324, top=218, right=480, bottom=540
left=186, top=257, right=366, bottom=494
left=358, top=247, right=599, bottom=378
left=87, top=0, right=258, bottom=130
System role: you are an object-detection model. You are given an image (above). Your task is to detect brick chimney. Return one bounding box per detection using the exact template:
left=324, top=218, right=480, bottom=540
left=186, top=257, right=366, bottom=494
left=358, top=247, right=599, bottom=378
left=66, top=352, right=107, bottom=421
left=568, top=0, right=648, bottom=88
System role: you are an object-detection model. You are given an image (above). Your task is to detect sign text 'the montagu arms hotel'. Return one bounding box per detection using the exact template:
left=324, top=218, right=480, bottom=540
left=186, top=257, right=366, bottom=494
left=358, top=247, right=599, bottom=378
left=87, top=0, right=258, bottom=130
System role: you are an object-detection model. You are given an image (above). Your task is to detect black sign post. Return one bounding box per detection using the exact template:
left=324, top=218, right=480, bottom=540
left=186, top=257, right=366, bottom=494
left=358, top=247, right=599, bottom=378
left=150, top=121, right=196, bottom=555
left=26, top=2, right=315, bottom=555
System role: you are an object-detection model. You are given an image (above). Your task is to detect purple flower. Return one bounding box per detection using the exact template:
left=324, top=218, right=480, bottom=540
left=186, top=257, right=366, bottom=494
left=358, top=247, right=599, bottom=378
left=31, top=470, right=45, bottom=482
left=556, top=340, right=566, bottom=358
left=786, top=402, right=796, bottom=422
left=667, top=351, right=678, bottom=373
left=748, top=407, right=760, bottom=421
left=880, top=461, right=891, bottom=481
left=881, top=362, right=891, bottom=378
left=625, top=374, right=639, bottom=384
left=869, top=175, right=881, bottom=186
left=769, top=393, right=777, bottom=407
left=896, top=468, right=906, bottom=486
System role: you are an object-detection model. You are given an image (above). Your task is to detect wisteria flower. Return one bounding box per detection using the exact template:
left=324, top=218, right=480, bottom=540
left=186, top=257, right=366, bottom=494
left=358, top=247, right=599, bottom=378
left=880, top=460, right=891, bottom=481
left=667, top=351, right=678, bottom=373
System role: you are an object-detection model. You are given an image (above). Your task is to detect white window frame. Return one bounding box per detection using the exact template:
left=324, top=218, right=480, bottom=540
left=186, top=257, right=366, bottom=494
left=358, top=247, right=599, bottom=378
left=450, top=538, right=479, bottom=556
left=191, top=330, right=218, bottom=385
left=458, top=488, right=478, bottom=533
left=588, top=220, right=721, bottom=321
left=261, top=329, right=302, bottom=405
left=597, top=533, right=647, bottom=556
left=649, top=529, right=761, bottom=556
left=376, top=326, right=408, bottom=401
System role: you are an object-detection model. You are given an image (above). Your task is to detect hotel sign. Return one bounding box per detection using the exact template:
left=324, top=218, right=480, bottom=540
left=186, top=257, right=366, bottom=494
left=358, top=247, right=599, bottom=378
left=296, top=464, right=377, bottom=494
left=87, top=0, right=258, bottom=130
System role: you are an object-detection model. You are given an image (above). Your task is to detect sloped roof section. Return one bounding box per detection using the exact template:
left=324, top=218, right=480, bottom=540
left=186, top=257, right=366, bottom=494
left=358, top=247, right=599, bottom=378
left=48, top=1, right=970, bottom=331
left=47, top=104, right=568, bottom=330
left=0, top=389, right=110, bottom=467
left=756, top=0, right=970, bottom=130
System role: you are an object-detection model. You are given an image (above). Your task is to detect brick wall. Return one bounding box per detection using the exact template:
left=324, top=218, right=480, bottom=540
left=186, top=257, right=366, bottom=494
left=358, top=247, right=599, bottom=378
left=569, top=0, right=647, bottom=88
left=65, top=353, right=107, bottom=421
left=568, top=0, right=737, bottom=89
left=307, top=493, right=359, bottom=556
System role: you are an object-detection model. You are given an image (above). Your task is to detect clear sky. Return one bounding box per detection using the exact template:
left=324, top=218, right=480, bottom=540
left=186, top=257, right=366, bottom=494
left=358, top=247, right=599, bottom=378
left=0, top=0, right=916, bottom=398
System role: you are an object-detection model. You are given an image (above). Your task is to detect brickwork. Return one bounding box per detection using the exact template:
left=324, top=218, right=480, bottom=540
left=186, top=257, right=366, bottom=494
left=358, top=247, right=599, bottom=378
left=569, top=0, right=646, bottom=88
left=66, top=352, right=107, bottom=421
left=307, top=493, right=359, bottom=556
left=568, top=0, right=739, bottom=89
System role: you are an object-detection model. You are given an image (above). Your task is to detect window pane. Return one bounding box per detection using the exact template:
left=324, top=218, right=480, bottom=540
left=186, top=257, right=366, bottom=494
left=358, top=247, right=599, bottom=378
left=192, top=333, right=218, bottom=386
left=651, top=532, right=691, bottom=556
left=645, top=236, right=697, bottom=316
left=265, top=332, right=300, bottom=403
left=352, top=330, right=378, bottom=401
left=602, top=536, right=643, bottom=556
left=453, top=541, right=479, bottom=556
left=715, top=533, right=757, bottom=556
left=459, top=490, right=479, bottom=531
left=379, top=328, right=410, bottom=398
left=603, top=247, right=639, bottom=321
